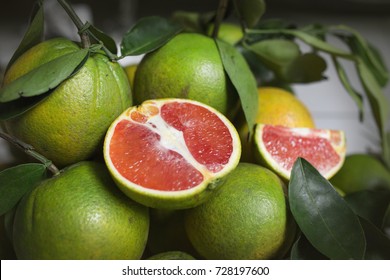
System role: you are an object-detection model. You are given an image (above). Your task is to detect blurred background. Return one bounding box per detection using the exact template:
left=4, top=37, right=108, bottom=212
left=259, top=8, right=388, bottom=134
left=1, top=0, right=389, bottom=164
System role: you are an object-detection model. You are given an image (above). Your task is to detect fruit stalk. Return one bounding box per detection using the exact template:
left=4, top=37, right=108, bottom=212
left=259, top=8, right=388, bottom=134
left=0, top=131, right=60, bottom=176
left=211, top=0, right=229, bottom=39
left=56, top=0, right=91, bottom=48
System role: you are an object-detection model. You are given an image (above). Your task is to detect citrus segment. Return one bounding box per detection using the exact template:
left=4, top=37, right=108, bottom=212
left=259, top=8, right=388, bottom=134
left=254, top=124, right=346, bottom=180
left=104, top=98, right=241, bottom=209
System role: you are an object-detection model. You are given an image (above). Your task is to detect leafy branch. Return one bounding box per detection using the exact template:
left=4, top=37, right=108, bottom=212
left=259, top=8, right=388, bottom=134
left=241, top=21, right=389, bottom=169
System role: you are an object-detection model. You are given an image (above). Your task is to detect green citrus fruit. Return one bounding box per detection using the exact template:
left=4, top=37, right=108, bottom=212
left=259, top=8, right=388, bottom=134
left=330, top=154, right=390, bottom=194
left=207, top=22, right=243, bottom=45
left=133, top=33, right=239, bottom=119
left=2, top=37, right=132, bottom=167
left=12, top=161, right=149, bottom=260
left=124, top=63, right=138, bottom=90
left=104, top=98, right=241, bottom=209
left=147, top=251, right=196, bottom=260
left=184, top=162, right=296, bottom=260
left=254, top=124, right=346, bottom=180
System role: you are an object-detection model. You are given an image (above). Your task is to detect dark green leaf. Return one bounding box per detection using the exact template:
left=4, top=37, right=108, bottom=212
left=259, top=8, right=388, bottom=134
left=331, top=25, right=388, bottom=87
left=290, top=233, right=328, bottom=260
left=120, top=16, right=183, bottom=56
left=215, top=39, right=258, bottom=136
left=234, top=0, right=266, bottom=28
left=382, top=204, right=390, bottom=229
left=6, top=0, right=44, bottom=72
left=384, top=132, right=390, bottom=170
left=239, top=46, right=273, bottom=84
left=359, top=218, right=390, bottom=260
left=87, top=23, right=118, bottom=55
left=0, top=48, right=89, bottom=102
left=171, top=11, right=215, bottom=33
left=357, top=61, right=389, bottom=142
left=0, top=163, right=47, bottom=216
left=332, top=56, right=364, bottom=121
left=284, top=29, right=353, bottom=58
left=344, top=189, right=390, bottom=229
left=283, top=53, right=327, bottom=83
left=246, top=39, right=301, bottom=68
left=289, top=158, right=366, bottom=260
left=0, top=91, right=50, bottom=120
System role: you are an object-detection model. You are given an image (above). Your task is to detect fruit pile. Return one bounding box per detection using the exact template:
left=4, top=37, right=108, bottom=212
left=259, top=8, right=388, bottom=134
left=0, top=0, right=389, bottom=260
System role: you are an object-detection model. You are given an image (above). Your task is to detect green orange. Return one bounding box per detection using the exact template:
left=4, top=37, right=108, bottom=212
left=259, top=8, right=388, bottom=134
left=2, top=37, right=132, bottom=167
left=330, top=153, right=390, bottom=194
left=185, top=163, right=296, bottom=259
left=207, top=22, right=243, bottom=45
left=133, top=33, right=239, bottom=119
left=12, top=161, right=149, bottom=260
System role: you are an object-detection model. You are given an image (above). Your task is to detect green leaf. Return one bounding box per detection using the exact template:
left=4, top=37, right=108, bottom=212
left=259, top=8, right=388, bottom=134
left=0, top=48, right=89, bottom=103
left=171, top=11, right=215, bottom=33
left=5, top=0, right=44, bottom=72
left=120, top=16, right=183, bottom=56
left=290, top=234, right=328, bottom=260
left=357, top=61, right=389, bottom=142
left=344, top=189, right=390, bottom=229
left=0, top=163, right=47, bottom=216
left=382, top=204, right=390, bottom=229
left=215, top=38, right=258, bottom=136
left=289, top=158, right=366, bottom=260
left=246, top=39, right=301, bottom=68
left=234, top=0, right=266, bottom=28
left=87, top=23, right=118, bottom=55
left=332, top=56, right=364, bottom=121
left=359, top=218, right=390, bottom=260
left=331, top=25, right=388, bottom=87
left=0, top=92, right=50, bottom=120
left=283, top=53, right=327, bottom=83
left=284, top=29, right=353, bottom=59
left=384, top=132, right=390, bottom=170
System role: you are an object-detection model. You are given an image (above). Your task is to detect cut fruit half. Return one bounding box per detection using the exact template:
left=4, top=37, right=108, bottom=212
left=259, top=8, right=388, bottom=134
left=103, top=98, right=241, bottom=209
left=254, top=124, right=346, bottom=180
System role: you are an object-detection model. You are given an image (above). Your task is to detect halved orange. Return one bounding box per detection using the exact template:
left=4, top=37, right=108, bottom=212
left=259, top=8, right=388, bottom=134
left=103, top=98, right=241, bottom=209
left=254, top=124, right=346, bottom=180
